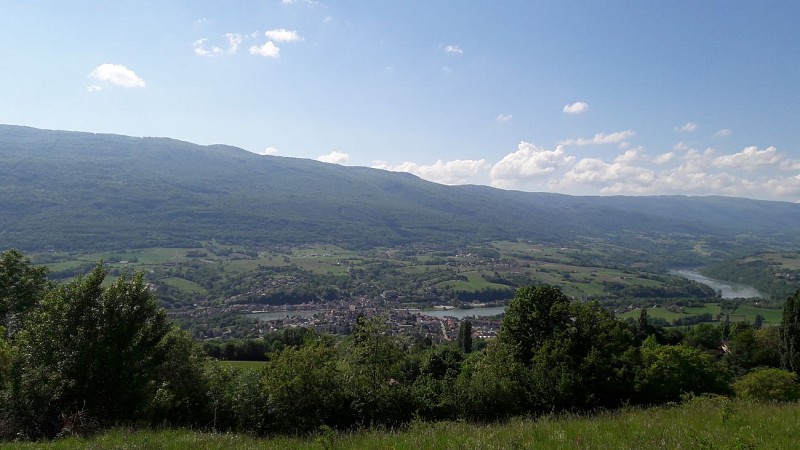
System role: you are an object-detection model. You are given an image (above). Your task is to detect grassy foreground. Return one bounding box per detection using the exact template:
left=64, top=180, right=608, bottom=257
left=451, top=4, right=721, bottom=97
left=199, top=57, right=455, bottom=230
left=8, top=398, right=800, bottom=449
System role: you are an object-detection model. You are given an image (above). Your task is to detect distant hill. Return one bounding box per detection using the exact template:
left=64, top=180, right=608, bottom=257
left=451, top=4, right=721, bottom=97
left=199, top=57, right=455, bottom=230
left=2, top=124, right=800, bottom=253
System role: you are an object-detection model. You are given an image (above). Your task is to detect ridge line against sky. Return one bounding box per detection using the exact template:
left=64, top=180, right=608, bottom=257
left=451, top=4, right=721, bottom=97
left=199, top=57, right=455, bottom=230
left=0, top=1, right=798, bottom=201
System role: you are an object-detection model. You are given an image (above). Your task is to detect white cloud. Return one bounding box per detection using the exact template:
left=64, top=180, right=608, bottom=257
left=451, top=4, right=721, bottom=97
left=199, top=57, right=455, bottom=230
left=317, top=151, right=350, bottom=164
left=88, top=64, right=146, bottom=88
left=86, top=85, right=103, bottom=92
left=490, top=142, right=575, bottom=188
left=675, top=122, right=698, bottom=133
left=193, top=38, right=223, bottom=57
left=764, top=175, right=800, bottom=198
left=373, top=159, right=490, bottom=185
left=257, top=147, right=278, bottom=156
left=248, top=29, right=301, bottom=58
left=250, top=41, right=280, bottom=58
left=713, top=146, right=783, bottom=171
left=264, top=29, right=302, bottom=43
left=563, top=102, right=588, bottom=114
left=496, top=114, right=512, bottom=123
left=195, top=34, right=243, bottom=56
left=673, top=141, right=692, bottom=152
left=614, top=148, right=643, bottom=164
left=444, top=45, right=463, bottom=55
left=653, top=152, right=674, bottom=164
left=559, top=130, right=635, bottom=146
left=714, top=129, right=733, bottom=138
left=560, top=157, right=658, bottom=191
left=225, top=33, right=243, bottom=53
left=479, top=139, right=800, bottom=201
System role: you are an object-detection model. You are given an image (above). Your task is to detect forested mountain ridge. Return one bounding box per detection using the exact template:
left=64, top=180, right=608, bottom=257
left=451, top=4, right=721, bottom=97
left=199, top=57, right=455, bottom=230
left=2, top=124, right=799, bottom=252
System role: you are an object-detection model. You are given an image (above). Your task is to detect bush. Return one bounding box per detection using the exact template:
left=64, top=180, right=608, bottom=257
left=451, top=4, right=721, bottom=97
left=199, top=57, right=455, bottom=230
left=732, top=368, right=800, bottom=401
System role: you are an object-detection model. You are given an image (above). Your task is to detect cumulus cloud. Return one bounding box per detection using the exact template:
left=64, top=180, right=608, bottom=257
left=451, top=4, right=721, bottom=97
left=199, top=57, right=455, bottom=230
left=558, top=130, right=635, bottom=147
left=364, top=137, right=800, bottom=201
left=250, top=41, right=280, bottom=58
left=444, top=45, right=463, bottom=55
left=673, top=141, right=692, bottom=152
left=225, top=33, right=243, bottom=53
left=257, top=147, right=278, bottom=156
left=614, top=148, right=644, bottom=164
left=675, top=122, right=698, bottom=132
left=714, top=129, right=733, bottom=138
left=496, top=114, right=512, bottom=123
left=373, top=159, right=490, bottom=185
left=194, top=38, right=224, bottom=57
left=194, top=34, right=244, bottom=57
left=653, top=152, right=674, bottom=164
left=560, top=157, right=656, bottom=191
left=713, top=146, right=783, bottom=171
left=88, top=64, right=146, bottom=88
left=86, top=85, right=103, bottom=92
left=764, top=175, right=800, bottom=198
left=317, top=151, right=350, bottom=164
left=264, top=29, right=302, bottom=42
left=563, top=102, right=589, bottom=114
left=249, top=29, right=302, bottom=58
left=489, top=142, right=575, bottom=188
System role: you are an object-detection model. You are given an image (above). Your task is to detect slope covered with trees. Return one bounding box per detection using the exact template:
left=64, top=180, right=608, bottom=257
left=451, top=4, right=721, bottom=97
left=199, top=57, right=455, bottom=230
left=3, top=250, right=800, bottom=441
left=2, top=124, right=800, bottom=253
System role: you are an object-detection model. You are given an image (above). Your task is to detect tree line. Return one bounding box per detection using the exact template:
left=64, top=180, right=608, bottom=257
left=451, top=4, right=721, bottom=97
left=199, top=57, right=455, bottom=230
left=2, top=249, right=800, bottom=440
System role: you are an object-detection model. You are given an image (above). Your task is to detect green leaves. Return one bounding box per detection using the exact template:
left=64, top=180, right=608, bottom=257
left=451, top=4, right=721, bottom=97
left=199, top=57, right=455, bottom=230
left=780, top=290, right=800, bottom=373
left=3, top=258, right=171, bottom=437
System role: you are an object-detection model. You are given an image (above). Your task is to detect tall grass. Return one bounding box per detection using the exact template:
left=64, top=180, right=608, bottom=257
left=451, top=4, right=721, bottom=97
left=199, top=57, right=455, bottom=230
left=8, top=398, right=800, bottom=449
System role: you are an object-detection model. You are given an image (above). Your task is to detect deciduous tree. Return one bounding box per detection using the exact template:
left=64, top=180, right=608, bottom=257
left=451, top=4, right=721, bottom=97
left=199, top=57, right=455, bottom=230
left=780, top=290, right=800, bottom=374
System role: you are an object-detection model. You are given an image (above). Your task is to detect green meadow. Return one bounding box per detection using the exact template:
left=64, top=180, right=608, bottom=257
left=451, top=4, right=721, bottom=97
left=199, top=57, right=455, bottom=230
left=12, top=398, right=800, bottom=449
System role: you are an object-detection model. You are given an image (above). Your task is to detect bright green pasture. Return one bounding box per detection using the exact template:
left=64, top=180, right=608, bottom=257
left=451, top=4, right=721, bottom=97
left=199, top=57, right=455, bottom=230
left=684, top=304, right=721, bottom=316
left=159, top=277, right=208, bottom=294
left=620, top=305, right=722, bottom=323
left=620, top=307, right=687, bottom=323
left=729, top=305, right=783, bottom=324
left=435, top=271, right=514, bottom=292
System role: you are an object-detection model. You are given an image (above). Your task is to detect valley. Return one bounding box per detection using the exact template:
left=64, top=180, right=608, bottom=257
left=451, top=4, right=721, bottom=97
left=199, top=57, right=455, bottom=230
left=30, top=237, right=793, bottom=339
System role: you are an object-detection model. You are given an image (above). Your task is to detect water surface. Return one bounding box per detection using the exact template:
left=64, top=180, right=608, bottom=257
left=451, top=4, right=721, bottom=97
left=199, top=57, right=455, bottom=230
left=671, top=269, right=764, bottom=299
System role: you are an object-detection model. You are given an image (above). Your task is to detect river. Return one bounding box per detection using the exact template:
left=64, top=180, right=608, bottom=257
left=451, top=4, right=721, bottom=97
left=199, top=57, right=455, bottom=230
left=671, top=269, right=765, bottom=299
left=249, top=270, right=760, bottom=323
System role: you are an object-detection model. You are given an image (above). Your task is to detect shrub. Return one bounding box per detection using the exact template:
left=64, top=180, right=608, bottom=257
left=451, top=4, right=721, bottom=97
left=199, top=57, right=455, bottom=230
left=732, top=368, right=800, bottom=401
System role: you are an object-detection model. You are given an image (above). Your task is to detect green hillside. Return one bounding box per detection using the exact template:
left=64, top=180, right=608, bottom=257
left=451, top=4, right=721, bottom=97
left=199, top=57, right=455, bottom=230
left=2, top=124, right=800, bottom=254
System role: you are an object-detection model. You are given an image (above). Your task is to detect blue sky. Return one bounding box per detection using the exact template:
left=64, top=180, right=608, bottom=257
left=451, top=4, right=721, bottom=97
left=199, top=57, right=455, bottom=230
left=1, top=1, right=799, bottom=201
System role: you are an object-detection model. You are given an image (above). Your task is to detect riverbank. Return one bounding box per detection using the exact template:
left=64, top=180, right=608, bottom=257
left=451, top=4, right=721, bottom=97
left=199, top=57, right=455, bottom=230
left=671, top=269, right=765, bottom=299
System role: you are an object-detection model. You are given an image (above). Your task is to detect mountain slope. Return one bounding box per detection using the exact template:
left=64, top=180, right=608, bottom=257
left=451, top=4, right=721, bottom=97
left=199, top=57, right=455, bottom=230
left=1, top=124, right=799, bottom=252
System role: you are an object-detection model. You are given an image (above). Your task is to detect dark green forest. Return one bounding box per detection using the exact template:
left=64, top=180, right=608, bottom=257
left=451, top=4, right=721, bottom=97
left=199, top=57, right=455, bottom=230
left=3, top=125, right=800, bottom=254
left=2, top=249, right=800, bottom=441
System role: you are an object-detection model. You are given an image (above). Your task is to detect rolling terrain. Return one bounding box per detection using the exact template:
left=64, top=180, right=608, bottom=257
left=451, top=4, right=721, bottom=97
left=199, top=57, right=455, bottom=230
left=2, top=124, right=800, bottom=255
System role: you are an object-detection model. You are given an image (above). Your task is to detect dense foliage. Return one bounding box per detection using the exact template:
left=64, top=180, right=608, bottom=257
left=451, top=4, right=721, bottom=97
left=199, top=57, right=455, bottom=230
left=1, top=250, right=798, bottom=441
